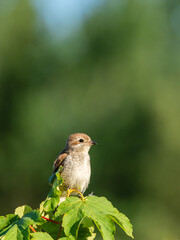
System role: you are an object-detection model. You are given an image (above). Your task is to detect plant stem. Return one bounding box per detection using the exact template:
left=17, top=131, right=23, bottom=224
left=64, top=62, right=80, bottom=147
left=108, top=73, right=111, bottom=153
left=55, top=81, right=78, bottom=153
left=29, top=225, right=36, bottom=233
left=41, top=216, right=60, bottom=224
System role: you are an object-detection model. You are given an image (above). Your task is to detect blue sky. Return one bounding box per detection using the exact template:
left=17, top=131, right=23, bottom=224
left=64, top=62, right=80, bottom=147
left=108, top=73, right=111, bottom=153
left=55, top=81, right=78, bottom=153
left=33, top=0, right=105, bottom=38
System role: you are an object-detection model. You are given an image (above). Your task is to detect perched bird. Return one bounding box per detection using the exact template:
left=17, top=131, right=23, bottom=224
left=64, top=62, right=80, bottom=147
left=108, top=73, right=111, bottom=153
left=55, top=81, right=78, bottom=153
left=50, top=133, right=97, bottom=202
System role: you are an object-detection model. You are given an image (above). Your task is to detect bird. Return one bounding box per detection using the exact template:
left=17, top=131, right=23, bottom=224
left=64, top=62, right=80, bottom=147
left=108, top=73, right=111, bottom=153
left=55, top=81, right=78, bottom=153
left=49, top=133, right=97, bottom=202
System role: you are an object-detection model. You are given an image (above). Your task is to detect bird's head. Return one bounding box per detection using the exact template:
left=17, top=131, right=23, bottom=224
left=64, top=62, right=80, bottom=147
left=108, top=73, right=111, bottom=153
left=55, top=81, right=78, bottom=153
left=66, top=133, right=97, bottom=153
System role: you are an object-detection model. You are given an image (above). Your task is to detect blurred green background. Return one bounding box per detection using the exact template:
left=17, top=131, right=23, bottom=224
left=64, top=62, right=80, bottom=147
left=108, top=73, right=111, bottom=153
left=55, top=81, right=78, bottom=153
left=0, top=0, right=180, bottom=239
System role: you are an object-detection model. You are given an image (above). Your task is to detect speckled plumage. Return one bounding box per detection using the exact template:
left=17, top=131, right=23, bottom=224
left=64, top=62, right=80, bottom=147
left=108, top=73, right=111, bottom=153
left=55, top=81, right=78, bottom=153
left=61, top=152, right=91, bottom=193
left=51, top=133, right=96, bottom=202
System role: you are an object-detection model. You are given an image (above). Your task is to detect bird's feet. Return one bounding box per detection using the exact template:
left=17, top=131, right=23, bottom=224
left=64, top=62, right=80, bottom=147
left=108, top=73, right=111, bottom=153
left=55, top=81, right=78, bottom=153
left=67, top=188, right=85, bottom=201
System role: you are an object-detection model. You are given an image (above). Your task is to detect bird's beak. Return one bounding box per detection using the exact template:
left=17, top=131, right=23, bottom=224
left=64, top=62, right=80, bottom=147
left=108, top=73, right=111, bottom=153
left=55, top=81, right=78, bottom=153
left=91, top=140, right=97, bottom=145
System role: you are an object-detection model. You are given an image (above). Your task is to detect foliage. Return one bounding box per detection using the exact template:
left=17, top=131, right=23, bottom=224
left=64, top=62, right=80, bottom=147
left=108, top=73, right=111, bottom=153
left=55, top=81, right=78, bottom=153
left=0, top=210, right=44, bottom=240
left=43, top=167, right=64, bottom=213
left=0, top=172, right=133, bottom=240
left=1, top=0, right=180, bottom=239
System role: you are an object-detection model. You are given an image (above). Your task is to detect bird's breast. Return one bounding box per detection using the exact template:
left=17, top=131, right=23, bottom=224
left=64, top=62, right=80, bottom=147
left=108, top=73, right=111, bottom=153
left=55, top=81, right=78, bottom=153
left=61, top=154, right=91, bottom=193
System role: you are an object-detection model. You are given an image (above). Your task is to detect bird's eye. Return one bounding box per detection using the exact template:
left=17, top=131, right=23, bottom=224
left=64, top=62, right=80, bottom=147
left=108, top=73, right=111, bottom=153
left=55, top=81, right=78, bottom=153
left=79, top=139, right=84, bottom=142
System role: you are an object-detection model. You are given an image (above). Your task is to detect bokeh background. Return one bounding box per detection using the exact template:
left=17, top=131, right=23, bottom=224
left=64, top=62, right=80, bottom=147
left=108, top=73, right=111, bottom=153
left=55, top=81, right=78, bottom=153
left=0, top=0, right=180, bottom=239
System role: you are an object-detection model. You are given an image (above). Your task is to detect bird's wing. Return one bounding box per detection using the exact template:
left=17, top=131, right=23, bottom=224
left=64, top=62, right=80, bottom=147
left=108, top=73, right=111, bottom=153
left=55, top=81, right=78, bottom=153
left=53, top=152, right=68, bottom=173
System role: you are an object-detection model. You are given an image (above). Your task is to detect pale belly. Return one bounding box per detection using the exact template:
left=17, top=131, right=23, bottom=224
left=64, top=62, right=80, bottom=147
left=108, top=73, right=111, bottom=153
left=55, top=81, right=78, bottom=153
left=61, top=155, right=91, bottom=194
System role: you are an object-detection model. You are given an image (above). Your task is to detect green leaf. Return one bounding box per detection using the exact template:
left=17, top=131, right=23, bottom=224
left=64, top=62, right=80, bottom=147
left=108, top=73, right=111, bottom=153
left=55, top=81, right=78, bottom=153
left=49, top=173, right=56, bottom=186
left=31, top=232, right=54, bottom=240
left=43, top=170, right=64, bottom=213
left=49, top=168, right=63, bottom=190
left=2, top=225, right=23, bottom=240
left=15, top=205, right=32, bottom=218
left=0, top=210, right=44, bottom=240
left=17, top=211, right=44, bottom=239
left=58, top=238, right=73, bottom=240
left=85, top=196, right=133, bottom=238
left=55, top=197, right=86, bottom=239
left=43, top=196, right=60, bottom=212
left=17, top=210, right=44, bottom=227
left=42, top=216, right=62, bottom=240
left=55, top=196, right=133, bottom=240
left=0, top=214, right=19, bottom=232
left=78, top=218, right=96, bottom=240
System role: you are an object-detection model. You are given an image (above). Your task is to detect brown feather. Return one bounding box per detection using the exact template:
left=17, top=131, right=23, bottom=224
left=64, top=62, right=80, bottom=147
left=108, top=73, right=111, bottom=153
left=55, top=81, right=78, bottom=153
left=53, top=151, right=68, bottom=173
